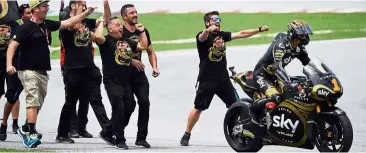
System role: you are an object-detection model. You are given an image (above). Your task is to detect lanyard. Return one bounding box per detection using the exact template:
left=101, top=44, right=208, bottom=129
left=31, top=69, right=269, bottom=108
left=39, top=26, right=49, bottom=45
left=30, top=18, right=50, bottom=45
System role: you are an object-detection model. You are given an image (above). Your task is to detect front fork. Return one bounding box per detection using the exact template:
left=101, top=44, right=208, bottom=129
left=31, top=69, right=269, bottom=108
left=306, top=103, right=346, bottom=142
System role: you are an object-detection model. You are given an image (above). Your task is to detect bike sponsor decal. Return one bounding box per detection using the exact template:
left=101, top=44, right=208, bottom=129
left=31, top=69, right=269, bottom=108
left=320, top=74, right=336, bottom=80
left=294, top=92, right=309, bottom=101
left=268, top=106, right=305, bottom=145
left=317, top=89, right=330, bottom=97
left=273, top=114, right=299, bottom=134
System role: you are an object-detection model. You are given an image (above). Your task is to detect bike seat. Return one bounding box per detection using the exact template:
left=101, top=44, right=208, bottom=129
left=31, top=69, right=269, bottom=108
left=238, top=71, right=258, bottom=91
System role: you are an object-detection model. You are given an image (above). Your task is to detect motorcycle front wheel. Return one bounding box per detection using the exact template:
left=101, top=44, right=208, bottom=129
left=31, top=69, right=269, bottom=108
left=314, top=114, right=353, bottom=152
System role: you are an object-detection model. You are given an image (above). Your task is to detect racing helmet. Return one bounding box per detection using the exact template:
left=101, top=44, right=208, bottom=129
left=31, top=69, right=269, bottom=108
left=287, top=20, right=313, bottom=46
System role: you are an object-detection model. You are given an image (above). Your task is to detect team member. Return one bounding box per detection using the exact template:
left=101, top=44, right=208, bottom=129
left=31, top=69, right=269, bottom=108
left=58, top=0, right=93, bottom=139
left=119, top=3, right=159, bottom=148
left=0, top=3, right=32, bottom=138
left=0, top=21, right=23, bottom=141
left=6, top=0, right=96, bottom=148
left=94, top=15, right=148, bottom=149
left=55, top=0, right=115, bottom=145
left=180, top=11, right=269, bottom=146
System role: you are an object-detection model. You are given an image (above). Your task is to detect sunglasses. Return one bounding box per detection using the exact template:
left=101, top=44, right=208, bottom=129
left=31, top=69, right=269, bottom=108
left=211, top=17, right=221, bottom=23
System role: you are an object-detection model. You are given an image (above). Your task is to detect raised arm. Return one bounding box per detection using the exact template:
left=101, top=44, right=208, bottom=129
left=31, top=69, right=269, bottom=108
left=198, top=25, right=218, bottom=42
left=104, top=0, right=112, bottom=23
left=231, top=26, right=269, bottom=40
left=92, top=17, right=106, bottom=44
left=136, top=24, right=148, bottom=50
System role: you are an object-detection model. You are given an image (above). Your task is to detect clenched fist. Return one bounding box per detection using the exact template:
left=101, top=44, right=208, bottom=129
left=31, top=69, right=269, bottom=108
left=260, top=26, right=269, bottom=32
left=135, top=24, right=145, bottom=32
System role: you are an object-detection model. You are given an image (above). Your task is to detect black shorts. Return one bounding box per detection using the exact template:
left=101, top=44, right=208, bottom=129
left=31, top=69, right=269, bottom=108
left=194, top=78, right=239, bottom=110
left=0, top=70, right=6, bottom=95
left=0, top=69, right=24, bottom=103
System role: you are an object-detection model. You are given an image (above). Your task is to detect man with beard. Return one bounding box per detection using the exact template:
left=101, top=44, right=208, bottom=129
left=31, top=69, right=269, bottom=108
left=6, top=0, right=96, bottom=148
left=94, top=15, right=148, bottom=149
left=0, top=21, right=23, bottom=141
left=117, top=3, right=159, bottom=148
left=58, top=0, right=94, bottom=139
left=55, top=0, right=115, bottom=145
left=180, top=11, right=269, bottom=146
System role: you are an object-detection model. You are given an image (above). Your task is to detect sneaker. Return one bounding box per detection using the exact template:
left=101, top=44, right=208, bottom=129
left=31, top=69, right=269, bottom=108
left=180, top=132, right=191, bottom=146
left=55, top=135, right=75, bottom=143
left=79, top=130, right=93, bottom=138
left=0, top=124, right=7, bottom=141
left=135, top=139, right=151, bottom=148
left=116, top=141, right=128, bottom=150
left=22, top=125, right=42, bottom=139
left=27, top=134, right=41, bottom=148
left=17, top=129, right=41, bottom=148
left=99, top=131, right=116, bottom=146
left=17, top=128, right=28, bottom=147
left=12, top=124, right=19, bottom=134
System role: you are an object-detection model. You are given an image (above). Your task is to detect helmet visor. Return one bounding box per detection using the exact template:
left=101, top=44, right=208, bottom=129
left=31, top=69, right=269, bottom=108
left=294, top=24, right=313, bottom=35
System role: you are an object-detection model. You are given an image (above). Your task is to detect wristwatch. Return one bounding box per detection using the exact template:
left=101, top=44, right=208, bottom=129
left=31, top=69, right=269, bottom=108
left=259, top=26, right=262, bottom=32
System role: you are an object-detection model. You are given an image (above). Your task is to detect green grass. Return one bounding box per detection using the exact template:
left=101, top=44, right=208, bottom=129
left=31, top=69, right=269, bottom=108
left=45, top=13, right=366, bottom=59
left=0, top=148, right=52, bottom=152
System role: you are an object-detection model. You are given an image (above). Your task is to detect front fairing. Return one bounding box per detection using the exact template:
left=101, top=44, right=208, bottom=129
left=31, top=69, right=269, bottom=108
left=303, top=58, right=343, bottom=102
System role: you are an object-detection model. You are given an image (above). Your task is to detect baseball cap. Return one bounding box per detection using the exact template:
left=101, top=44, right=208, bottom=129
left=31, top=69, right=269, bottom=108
left=29, top=0, right=50, bottom=9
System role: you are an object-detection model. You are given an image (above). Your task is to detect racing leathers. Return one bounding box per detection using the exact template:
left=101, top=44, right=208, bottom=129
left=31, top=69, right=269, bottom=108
left=252, top=33, right=311, bottom=110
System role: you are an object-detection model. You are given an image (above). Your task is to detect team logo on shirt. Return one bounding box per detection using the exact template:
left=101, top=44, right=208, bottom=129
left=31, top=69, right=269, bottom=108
left=208, top=36, right=226, bottom=62
left=0, top=24, right=11, bottom=50
left=74, top=22, right=91, bottom=47
left=129, top=35, right=139, bottom=42
left=128, top=35, right=141, bottom=60
left=114, top=40, right=133, bottom=66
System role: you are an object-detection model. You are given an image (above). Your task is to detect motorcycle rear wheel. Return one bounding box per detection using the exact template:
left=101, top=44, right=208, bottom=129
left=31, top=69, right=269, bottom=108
left=223, top=101, right=263, bottom=152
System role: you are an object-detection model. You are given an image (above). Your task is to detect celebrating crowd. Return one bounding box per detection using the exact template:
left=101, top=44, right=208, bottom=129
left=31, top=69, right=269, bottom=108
left=0, top=0, right=314, bottom=150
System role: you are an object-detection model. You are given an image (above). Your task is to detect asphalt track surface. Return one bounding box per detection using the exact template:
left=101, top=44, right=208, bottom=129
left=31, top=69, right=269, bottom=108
left=1, top=38, right=366, bottom=152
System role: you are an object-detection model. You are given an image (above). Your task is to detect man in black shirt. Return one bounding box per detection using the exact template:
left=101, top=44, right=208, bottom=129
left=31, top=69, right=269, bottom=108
left=0, top=21, right=23, bottom=141
left=180, top=11, right=269, bottom=146
left=119, top=3, right=159, bottom=148
left=55, top=0, right=115, bottom=145
left=0, top=3, right=32, bottom=137
left=59, top=2, right=91, bottom=138
left=6, top=0, right=96, bottom=148
left=94, top=16, right=148, bottom=149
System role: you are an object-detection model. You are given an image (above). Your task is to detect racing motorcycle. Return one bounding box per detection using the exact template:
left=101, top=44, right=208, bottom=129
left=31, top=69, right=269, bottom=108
left=223, top=58, right=353, bottom=152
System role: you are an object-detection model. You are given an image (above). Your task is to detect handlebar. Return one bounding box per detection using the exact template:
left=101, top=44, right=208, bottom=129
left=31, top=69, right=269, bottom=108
left=229, top=66, right=236, bottom=77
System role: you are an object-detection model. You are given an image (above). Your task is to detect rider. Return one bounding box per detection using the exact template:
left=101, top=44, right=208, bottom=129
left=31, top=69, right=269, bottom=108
left=251, top=19, right=313, bottom=110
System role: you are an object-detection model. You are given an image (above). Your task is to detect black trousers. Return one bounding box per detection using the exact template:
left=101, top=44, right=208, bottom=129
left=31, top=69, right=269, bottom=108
left=131, top=72, right=150, bottom=141
left=103, top=77, right=136, bottom=143
left=61, top=66, right=89, bottom=132
left=57, top=67, right=112, bottom=137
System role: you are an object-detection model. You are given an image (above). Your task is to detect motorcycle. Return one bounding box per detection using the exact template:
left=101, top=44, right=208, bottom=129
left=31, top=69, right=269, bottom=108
left=223, top=58, right=353, bottom=152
